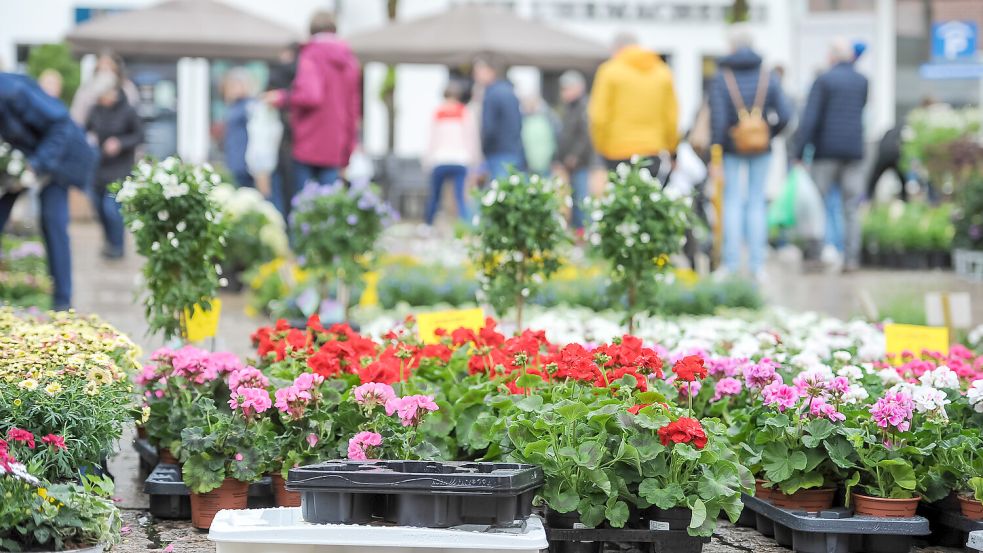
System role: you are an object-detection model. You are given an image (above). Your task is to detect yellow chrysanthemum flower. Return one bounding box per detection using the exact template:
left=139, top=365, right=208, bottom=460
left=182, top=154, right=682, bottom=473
left=43, top=382, right=62, bottom=396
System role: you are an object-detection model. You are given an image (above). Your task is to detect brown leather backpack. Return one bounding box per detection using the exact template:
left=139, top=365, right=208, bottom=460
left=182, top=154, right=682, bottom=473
left=723, top=68, right=770, bottom=154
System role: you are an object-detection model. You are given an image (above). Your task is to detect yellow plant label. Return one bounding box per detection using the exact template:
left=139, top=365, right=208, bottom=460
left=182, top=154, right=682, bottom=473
left=884, top=323, right=949, bottom=359
left=417, top=308, right=485, bottom=344
left=359, top=271, right=380, bottom=308
left=184, top=298, right=222, bottom=343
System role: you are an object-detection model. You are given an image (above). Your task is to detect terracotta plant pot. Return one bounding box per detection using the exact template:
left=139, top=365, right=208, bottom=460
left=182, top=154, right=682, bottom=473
left=770, top=488, right=835, bottom=512
left=754, top=479, right=774, bottom=501
left=958, top=494, right=983, bottom=520
left=136, top=426, right=148, bottom=440
left=190, top=478, right=249, bottom=529
left=852, top=493, right=920, bottom=518
left=158, top=448, right=179, bottom=465
left=271, top=473, right=301, bottom=507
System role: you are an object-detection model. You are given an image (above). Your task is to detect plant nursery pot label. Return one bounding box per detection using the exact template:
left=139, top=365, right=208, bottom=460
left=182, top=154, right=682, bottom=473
left=417, top=308, right=485, bottom=344
left=184, top=298, right=222, bottom=343
left=649, top=520, right=670, bottom=531
left=884, top=323, right=948, bottom=359
left=358, top=271, right=380, bottom=308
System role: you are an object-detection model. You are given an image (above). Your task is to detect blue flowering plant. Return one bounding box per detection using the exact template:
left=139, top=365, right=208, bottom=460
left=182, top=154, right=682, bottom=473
left=289, top=181, right=396, bottom=320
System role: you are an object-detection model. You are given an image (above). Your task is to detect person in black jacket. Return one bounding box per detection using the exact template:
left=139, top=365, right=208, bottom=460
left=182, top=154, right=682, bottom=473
left=554, top=70, right=593, bottom=232
left=793, top=37, right=869, bottom=272
left=86, top=73, right=143, bottom=259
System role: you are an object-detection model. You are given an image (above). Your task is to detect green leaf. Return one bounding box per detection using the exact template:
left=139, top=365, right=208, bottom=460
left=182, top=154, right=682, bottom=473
left=515, top=395, right=544, bottom=412
left=578, top=501, right=606, bottom=528
left=629, top=432, right=664, bottom=461
left=688, top=498, right=707, bottom=529
left=878, top=458, right=917, bottom=491
left=550, top=488, right=580, bottom=513
left=634, top=410, right=670, bottom=430
left=555, top=401, right=589, bottom=422
left=586, top=468, right=612, bottom=495
left=639, top=479, right=685, bottom=509
left=605, top=500, right=630, bottom=528
left=823, top=437, right=856, bottom=469
left=575, top=442, right=604, bottom=469
left=762, top=447, right=806, bottom=483
left=522, top=439, right=550, bottom=459
left=697, top=465, right=740, bottom=501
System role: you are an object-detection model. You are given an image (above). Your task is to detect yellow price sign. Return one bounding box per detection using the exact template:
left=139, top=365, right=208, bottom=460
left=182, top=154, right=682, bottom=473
left=359, top=271, right=380, bottom=308
left=884, top=323, right=949, bottom=360
left=417, top=308, right=485, bottom=344
left=183, top=298, right=222, bottom=343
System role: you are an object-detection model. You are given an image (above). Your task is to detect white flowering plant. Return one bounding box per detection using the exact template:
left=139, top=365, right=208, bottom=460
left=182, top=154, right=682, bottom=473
left=210, top=184, right=288, bottom=284
left=113, top=158, right=229, bottom=340
left=587, top=159, right=692, bottom=332
left=472, top=171, right=569, bottom=329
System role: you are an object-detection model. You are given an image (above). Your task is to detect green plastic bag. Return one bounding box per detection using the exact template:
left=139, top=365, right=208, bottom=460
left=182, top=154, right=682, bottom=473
left=768, top=168, right=798, bottom=230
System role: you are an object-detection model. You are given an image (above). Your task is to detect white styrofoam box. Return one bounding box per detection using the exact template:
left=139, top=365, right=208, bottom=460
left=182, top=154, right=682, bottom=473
left=969, top=530, right=983, bottom=553
left=208, top=507, right=548, bottom=553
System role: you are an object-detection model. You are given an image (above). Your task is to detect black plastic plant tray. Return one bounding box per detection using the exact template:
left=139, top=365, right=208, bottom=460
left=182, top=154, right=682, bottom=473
left=133, top=437, right=158, bottom=473
left=144, top=463, right=274, bottom=519
left=545, top=526, right=710, bottom=553
left=742, top=494, right=930, bottom=553
left=918, top=500, right=983, bottom=549
left=287, top=460, right=543, bottom=527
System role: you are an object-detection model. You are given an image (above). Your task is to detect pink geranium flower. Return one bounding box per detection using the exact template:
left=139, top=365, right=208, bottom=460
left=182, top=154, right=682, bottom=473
left=274, top=385, right=312, bottom=419
left=354, top=382, right=397, bottom=408
left=347, top=431, right=383, bottom=460
left=227, top=366, right=269, bottom=392
left=743, top=361, right=779, bottom=389
left=712, top=377, right=743, bottom=401
left=808, top=397, right=846, bottom=422
left=870, top=390, right=914, bottom=432
left=7, top=428, right=35, bottom=449
left=229, top=387, right=272, bottom=418
left=761, top=382, right=799, bottom=412
left=306, top=433, right=319, bottom=448
left=385, top=395, right=439, bottom=426
left=293, top=373, right=324, bottom=392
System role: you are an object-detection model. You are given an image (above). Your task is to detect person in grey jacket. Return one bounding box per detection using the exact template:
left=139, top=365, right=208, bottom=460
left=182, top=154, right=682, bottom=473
left=794, top=37, right=869, bottom=272
left=554, top=70, right=593, bottom=231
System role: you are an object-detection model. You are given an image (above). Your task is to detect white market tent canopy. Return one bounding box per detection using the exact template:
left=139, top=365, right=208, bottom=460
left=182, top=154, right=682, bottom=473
left=65, top=0, right=300, bottom=61
left=346, top=4, right=608, bottom=70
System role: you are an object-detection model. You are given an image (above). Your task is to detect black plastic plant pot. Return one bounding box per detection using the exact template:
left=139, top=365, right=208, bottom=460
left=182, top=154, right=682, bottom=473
left=643, top=506, right=692, bottom=531
left=774, top=521, right=794, bottom=547
left=736, top=506, right=757, bottom=528
left=287, top=460, right=543, bottom=527
left=544, top=524, right=708, bottom=553
left=755, top=512, right=775, bottom=537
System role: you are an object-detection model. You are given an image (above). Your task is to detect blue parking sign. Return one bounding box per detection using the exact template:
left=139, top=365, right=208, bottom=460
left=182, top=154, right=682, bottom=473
left=932, top=21, right=977, bottom=61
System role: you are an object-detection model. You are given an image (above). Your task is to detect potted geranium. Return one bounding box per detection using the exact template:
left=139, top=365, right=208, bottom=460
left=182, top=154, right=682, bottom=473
left=269, top=372, right=339, bottom=506
left=741, top=372, right=855, bottom=511
left=113, top=157, right=228, bottom=341
left=290, top=180, right=395, bottom=323
left=180, top=391, right=274, bottom=529
left=1, top=443, right=123, bottom=552
left=844, top=390, right=930, bottom=517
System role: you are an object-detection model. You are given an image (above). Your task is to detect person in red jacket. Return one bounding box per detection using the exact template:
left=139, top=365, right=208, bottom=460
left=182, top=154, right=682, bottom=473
left=266, top=11, right=360, bottom=197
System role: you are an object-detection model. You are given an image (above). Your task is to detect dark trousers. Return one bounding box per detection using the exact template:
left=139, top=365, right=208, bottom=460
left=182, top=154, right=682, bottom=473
left=90, top=186, right=124, bottom=253
left=424, top=164, right=470, bottom=225
left=0, top=183, right=72, bottom=308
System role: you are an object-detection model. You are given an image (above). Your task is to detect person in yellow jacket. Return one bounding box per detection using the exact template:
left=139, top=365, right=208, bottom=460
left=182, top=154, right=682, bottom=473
left=589, top=32, right=679, bottom=178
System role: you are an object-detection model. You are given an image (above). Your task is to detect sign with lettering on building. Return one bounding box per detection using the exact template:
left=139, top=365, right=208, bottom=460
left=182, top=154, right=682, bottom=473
left=931, top=20, right=977, bottom=61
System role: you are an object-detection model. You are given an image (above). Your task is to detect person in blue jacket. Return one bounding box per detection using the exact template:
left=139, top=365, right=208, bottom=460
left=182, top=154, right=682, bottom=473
left=793, top=37, right=869, bottom=273
left=708, top=25, right=791, bottom=282
left=0, top=72, right=97, bottom=311
left=473, top=55, right=524, bottom=181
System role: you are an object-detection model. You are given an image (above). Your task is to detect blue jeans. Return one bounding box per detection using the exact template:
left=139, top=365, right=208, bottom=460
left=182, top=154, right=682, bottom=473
left=0, top=183, right=72, bottom=308
left=270, top=171, right=287, bottom=217
left=723, top=153, right=771, bottom=274
left=425, top=164, right=470, bottom=225
left=293, top=160, right=339, bottom=196
left=823, top=184, right=844, bottom=252
left=90, top=188, right=124, bottom=253
left=485, top=153, right=523, bottom=182
left=570, top=168, right=589, bottom=230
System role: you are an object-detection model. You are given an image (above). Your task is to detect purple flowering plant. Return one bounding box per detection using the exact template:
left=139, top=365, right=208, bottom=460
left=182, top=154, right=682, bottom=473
left=289, top=180, right=396, bottom=320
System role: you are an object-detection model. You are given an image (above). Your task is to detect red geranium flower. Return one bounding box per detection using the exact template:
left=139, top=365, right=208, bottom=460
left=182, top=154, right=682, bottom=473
left=42, top=434, right=67, bottom=451
left=7, top=428, right=35, bottom=449
left=657, top=417, right=707, bottom=449
left=627, top=403, right=650, bottom=415
left=672, top=355, right=707, bottom=382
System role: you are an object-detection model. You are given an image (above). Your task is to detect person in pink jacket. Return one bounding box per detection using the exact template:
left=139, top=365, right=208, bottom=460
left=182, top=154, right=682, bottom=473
left=266, top=11, right=360, bottom=197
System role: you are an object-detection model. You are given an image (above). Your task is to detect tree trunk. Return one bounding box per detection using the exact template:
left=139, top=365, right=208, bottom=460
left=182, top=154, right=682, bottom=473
left=626, top=282, right=637, bottom=336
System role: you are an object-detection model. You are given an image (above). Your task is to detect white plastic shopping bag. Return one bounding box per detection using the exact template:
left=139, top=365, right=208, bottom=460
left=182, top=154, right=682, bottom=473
left=245, top=102, right=283, bottom=177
